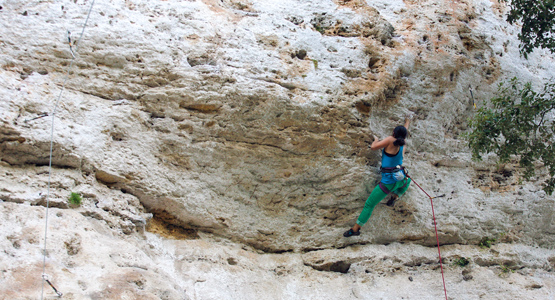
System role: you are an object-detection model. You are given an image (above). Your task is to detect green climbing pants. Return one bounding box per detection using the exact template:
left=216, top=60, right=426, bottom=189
left=356, top=178, right=411, bottom=227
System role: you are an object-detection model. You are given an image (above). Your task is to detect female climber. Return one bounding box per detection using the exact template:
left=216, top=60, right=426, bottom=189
left=343, top=115, right=412, bottom=237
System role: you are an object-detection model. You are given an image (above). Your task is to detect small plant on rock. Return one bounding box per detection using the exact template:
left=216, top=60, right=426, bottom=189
left=479, top=237, right=496, bottom=248
left=453, top=257, right=470, bottom=267
left=499, top=264, right=515, bottom=276
left=311, top=59, right=319, bottom=69
left=68, top=192, right=82, bottom=206
left=314, top=24, right=326, bottom=34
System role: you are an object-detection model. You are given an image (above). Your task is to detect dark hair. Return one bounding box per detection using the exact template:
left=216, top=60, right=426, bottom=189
left=393, top=126, right=407, bottom=146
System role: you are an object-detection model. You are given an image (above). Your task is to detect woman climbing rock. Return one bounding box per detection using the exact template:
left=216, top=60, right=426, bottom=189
left=343, top=115, right=413, bottom=237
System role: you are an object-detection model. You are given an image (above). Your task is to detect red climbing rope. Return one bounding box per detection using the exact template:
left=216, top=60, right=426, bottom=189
left=407, top=175, right=448, bottom=300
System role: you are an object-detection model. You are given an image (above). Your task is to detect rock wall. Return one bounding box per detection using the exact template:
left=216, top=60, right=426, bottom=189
left=0, top=0, right=554, bottom=299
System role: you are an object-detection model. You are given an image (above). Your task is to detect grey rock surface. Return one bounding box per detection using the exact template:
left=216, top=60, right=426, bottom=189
left=1, top=0, right=554, bottom=299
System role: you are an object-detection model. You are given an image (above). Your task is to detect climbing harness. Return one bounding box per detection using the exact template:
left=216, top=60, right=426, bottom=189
left=405, top=174, right=448, bottom=300
left=40, top=1, right=96, bottom=299
left=378, top=165, right=409, bottom=194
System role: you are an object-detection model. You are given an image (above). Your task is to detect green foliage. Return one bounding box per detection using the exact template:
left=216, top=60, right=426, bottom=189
left=453, top=257, right=470, bottom=267
left=466, top=78, right=555, bottom=194
left=500, top=264, right=515, bottom=274
left=68, top=192, right=82, bottom=206
left=312, top=59, right=319, bottom=69
left=479, top=237, right=497, bottom=248
left=502, top=0, right=555, bottom=58
left=314, top=24, right=326, bottom=35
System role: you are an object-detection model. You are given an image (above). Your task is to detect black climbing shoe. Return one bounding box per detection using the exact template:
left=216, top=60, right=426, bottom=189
left=343, top=228, right=360, bottom=237
left=386, top=194, right=398, bottom=207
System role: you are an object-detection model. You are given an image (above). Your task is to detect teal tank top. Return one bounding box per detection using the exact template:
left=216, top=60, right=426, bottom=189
left=381, top=146, right=404, bottom=184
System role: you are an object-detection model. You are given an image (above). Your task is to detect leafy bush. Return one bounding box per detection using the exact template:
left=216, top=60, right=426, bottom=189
left=503, top=0, right=555, bottom=57
left=466, top=78, right=555, bottom=194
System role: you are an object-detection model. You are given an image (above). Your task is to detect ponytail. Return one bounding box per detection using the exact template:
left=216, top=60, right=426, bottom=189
left=394, top=137, right=405, bottom=146
left=393, top=126, right=408, bottom=146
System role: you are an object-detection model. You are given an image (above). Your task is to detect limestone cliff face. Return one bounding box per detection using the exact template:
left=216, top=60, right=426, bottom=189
left=1, top=0, right=554, bottom=299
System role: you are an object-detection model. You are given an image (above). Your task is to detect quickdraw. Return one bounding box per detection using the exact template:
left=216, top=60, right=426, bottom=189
left=469, top=85, right=477, bottom=109
left=42, top=275, right=63, bottom=297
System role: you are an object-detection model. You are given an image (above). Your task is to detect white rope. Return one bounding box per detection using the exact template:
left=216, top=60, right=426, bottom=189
left=40, top=1, right=96, bottom=299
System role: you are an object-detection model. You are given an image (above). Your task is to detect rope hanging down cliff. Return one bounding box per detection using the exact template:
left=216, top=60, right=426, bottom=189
left=406, top=174, right=448, bottom=300
left=40, top=1, right=96, bottom=299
